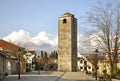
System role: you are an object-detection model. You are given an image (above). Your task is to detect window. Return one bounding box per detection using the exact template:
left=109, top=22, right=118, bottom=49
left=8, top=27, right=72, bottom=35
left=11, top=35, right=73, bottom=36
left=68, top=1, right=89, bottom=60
left=80, top=60, right=83, bottom=63
left=26, top=64, right=28, bottom=67
left=84, top=61, right=87, bottom=65
left=97, top=67, right=99, bottom=70
left=63, top=19, right=67, bottom=24
left=80, top=67, right=83, bottom=69
left=88, top=66, right=91, bottom=69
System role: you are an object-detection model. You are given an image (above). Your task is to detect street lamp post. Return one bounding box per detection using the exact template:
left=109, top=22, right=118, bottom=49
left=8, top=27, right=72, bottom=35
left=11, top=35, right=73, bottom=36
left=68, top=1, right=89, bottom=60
left=95, top=49, right=99, bottom=80
left=38, top=64, right=40, bottom=74
left=18, top=48, right=21, bottom=80
left=45, top=63, right=47, bottom=74
left=37, top=56, right=40, bottom=74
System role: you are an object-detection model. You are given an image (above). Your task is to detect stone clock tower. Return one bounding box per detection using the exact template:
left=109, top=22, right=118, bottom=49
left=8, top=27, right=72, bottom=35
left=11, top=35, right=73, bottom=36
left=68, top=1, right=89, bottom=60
left=58, top=13, right=77, bottom=72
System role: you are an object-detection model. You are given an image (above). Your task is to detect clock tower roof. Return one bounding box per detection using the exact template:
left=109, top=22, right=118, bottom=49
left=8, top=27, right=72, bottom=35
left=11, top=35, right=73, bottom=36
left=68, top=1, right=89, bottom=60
left=62, top=12, right=74, bottom=17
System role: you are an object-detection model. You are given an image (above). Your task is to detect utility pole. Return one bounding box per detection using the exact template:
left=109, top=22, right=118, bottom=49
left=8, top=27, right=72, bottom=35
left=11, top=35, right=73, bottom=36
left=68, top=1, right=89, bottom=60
left=18, top=48, right=21, bottom=80
left=95, top=49, right=99, bottom=80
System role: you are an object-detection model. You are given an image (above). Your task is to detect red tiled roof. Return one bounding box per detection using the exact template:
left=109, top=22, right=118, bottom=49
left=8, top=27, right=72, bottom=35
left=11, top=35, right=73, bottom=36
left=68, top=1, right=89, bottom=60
left=29, top=51, right=35, bottom=55
left=0, top=39, right=23, bottom=56
left=64, top=12, right=73, bottom=16
left=0, top=40, right=36, bottom=57
left=24, top=51, right=36, bottom=55
left=62, top=12, right=74, bottom=17
left=0, top=40, right=20, bottom=49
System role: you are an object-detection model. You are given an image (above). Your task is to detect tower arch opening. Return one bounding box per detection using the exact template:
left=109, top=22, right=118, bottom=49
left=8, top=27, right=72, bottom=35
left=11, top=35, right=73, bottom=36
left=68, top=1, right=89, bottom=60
left=63, top=19, right=67, bottom=24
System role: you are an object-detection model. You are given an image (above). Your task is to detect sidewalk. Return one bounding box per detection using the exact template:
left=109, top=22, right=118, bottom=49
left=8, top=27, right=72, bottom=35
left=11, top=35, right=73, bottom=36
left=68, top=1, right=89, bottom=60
left=59, top=72, right=95, bottom=81
left=4, top=71, right=95, bottom=81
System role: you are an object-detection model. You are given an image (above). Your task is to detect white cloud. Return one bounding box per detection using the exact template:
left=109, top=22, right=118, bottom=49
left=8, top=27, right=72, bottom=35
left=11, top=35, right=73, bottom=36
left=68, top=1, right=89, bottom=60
left=77, top=34, right=94, bottom=53
left=3, top=29, right=99, bottom=54
left=3, top=29, right=32, bottom=45
left=32, top=32, right=49, bottom=45
left=3, top=29, right=57, bottom=53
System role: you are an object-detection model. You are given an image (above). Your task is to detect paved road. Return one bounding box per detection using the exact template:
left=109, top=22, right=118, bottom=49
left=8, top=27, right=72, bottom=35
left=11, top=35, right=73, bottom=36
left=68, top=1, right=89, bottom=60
left=4, top=71, right=95, bottom=81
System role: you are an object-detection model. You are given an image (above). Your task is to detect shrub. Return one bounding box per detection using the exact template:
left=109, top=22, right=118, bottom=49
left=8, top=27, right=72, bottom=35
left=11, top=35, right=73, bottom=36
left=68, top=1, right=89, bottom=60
left=116, top=69, right=120, bottom=79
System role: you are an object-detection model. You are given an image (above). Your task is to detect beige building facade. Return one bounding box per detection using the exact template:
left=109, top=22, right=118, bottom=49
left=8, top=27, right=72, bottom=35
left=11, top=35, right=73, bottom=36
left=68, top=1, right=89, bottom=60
left=77, top=54, right=93, bottom=72
left=58, top=13, right=77, bottom=72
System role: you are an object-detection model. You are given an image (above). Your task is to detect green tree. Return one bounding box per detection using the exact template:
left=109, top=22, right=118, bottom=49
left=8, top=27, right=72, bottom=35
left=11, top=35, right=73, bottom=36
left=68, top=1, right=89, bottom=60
left=41, top=50, right=44, bottom=59
left=44, top=51, right=48, bottom=64
left=50, top=51, right=58, bottom=59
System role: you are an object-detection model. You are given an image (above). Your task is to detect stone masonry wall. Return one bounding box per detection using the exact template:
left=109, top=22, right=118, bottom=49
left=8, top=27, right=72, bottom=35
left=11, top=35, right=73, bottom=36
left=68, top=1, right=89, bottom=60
left=58, top=13, right=77, bottom=72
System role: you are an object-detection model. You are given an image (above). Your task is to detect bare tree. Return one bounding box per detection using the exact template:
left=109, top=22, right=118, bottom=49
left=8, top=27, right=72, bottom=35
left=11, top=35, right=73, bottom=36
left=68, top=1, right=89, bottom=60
left=87, top=54, right=98, bottom=70
left=87, top=52, right=105, bottom=79
left=87, top=1, right=120, bottom=77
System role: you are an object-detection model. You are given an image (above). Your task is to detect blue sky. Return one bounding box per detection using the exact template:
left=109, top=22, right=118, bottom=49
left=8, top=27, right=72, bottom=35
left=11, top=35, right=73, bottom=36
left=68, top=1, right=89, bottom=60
left=0, top=0, right=99, bottom=38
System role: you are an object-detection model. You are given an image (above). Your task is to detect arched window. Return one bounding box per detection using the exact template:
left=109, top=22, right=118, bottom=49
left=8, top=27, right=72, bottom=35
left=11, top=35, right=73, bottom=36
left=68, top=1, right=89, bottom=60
left=80, top=66, right=83, bottom=69
left=88, top=66, right=91, bottom=69
left=63, top=19, right=67, bottom=24
left=80, top=60, right=83, bottom=63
